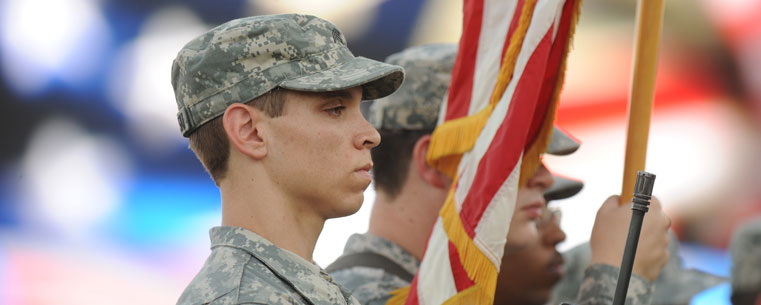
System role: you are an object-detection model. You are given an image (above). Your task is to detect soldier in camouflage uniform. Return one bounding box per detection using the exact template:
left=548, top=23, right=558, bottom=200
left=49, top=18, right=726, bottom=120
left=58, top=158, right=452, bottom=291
left=552, top=232, right=726, bottom=305
left=169, top=14, right=404, bottom=305
left=729, top=216, right=761, bottom=305
left=327, top=43, right=672, bottom=305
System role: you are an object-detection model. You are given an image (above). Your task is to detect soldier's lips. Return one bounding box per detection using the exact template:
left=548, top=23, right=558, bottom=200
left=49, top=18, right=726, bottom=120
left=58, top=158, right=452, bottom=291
left=521, top=202, right=544, bottom=220
left=550, top=261, right=565, bottom=279
left=546, top=253, right=565, bottom=280
left=354, top=163, right=373, bottom=182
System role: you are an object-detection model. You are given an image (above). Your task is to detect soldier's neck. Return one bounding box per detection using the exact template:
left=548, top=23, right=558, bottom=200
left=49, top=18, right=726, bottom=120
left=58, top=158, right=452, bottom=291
left=368, top=187, right=440, bottom=261
left=218, top=169, right=323, bottom=263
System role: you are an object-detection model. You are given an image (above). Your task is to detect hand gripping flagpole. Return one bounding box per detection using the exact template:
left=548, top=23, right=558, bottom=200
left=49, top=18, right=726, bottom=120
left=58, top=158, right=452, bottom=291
left=619, top=0, right=665, bottom=205
left=612, top=171, right=656, bottom=305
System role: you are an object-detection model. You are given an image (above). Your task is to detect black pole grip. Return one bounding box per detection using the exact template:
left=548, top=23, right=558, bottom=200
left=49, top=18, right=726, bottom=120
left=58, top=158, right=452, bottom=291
left=612, top=171, right=656, bottom=305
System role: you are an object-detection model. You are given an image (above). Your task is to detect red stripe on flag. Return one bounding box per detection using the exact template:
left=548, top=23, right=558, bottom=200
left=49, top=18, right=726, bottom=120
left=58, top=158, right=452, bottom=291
left=445, top=0, right=485, bottom=121
left=448, top=241, right=476, bottom=291
left=500, top=0, right=526, bottom=65
left=404, top=275, right=420, bottom=305
left=459, top=28, right=555, bottom=237
left=525, top=0, right=575, bottom=150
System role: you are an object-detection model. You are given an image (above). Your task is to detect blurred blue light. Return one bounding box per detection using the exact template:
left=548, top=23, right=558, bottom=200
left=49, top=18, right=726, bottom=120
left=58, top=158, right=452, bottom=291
left=0, top=174, right=19, bottom=228
left=104, top=175, right=220, bottom=247
left=677, top=242, right=733, bottom=304
left=0, top=0, right=113, bottom=96
left=691, top=282, right=731, bottom=305
left=679, top=242, right=731, bottom=277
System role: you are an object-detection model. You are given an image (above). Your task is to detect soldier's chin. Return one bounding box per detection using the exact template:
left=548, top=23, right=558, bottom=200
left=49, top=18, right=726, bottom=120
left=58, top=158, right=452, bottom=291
left=325, top=194, right=364, bottom=219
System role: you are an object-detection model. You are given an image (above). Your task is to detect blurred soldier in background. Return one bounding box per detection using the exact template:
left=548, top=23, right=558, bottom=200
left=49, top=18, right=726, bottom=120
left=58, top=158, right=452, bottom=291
left=494, top=177, right=580, bottom=305
left=729, top=216, right=761, bottom=305
left=327, top=43, right=671, bottom=305
left=553, top=223, right=726, bottom=305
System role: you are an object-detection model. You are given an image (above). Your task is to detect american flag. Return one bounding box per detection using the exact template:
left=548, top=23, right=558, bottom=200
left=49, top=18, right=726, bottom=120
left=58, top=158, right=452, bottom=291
left=386, top=0, right=581, bottom=304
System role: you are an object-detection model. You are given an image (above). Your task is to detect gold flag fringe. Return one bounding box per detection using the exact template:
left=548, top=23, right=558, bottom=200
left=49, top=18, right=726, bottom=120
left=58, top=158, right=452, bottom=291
left=426, top=0, right=538, bottom=179
left=517, top=0, right=582, bottom=187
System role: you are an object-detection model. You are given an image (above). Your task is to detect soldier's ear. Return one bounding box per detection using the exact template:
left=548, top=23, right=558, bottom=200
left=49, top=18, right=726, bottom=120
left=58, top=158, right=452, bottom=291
left=412, top=134, right=449, bottom=189
left=223, top=103, right=267, bottom=160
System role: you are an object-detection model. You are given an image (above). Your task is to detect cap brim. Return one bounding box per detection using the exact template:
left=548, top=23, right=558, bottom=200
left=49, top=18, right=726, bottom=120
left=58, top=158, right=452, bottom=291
left=547, top=127, right=581, bottom=156
left=544, top=175, right=583, bottom=201
left=280, top=56, right=404, bottom=100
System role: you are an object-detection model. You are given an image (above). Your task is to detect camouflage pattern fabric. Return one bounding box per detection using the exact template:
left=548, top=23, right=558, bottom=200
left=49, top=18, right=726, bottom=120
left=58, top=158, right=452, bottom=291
left=730, top=216, right=761, bottom=294
left=651, top=234, right=726, bottom=304
left=367, top=43, right=457, bottom=131
left=177, top=226, right=360, bottom=305
left=576, top=264, right=653, bottom=305
left=329, top=234, right=646, bottom=305
left=329, top=233, right=418, bottom=305
left=553, top=233, right=724, bottom=305
left=171, top=14, right=404, bottom=137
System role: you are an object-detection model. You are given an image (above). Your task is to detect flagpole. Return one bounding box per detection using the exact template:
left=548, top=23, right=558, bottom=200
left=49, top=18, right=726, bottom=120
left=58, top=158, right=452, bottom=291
left=620, top=0, right=665, bottom=205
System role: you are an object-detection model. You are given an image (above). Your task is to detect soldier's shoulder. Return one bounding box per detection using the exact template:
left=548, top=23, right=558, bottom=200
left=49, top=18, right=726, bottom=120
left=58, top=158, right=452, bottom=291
left=178, top=246, right=306, bottom=305
left=331, top=267, right=409, bottom=305
left=236, top=256, right=310, bottom=304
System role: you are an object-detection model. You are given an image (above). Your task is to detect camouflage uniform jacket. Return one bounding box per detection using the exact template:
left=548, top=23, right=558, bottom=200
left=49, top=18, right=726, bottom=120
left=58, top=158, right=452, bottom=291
left=330, top=233, right=653, bottom=305
left=576, top=264, right=654, bottom=305
left=177, top=226, right=360, bottom=305
left=329, top=233, right=418, bottom=305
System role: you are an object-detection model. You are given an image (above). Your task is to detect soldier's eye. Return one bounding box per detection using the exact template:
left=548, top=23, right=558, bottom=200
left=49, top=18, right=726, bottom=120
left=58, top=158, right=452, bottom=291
left=326, top=106, right=346, bottom=117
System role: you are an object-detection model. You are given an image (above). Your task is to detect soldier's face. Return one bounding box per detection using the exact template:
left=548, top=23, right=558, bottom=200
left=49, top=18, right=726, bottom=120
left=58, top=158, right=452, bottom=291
left=505, top=164, right=554, bottom=252
left=262, top=86, right=380, bottom=219
left=496, top=209, right=566, bottom=305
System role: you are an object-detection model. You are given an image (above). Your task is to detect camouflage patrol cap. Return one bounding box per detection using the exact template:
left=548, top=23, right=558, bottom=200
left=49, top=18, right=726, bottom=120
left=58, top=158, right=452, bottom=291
left=730, top=216, right=761, bottom=293
left=171, top=14, right=404, bottom=137
left=547, top=126, right=580, bottom=156
left=544, top=175, right=583, bottom=201
left=369, top=44, right=584, bottom=200
left=368, top=43, right=457, bottom=131
left=543, top=127, right=582, bottom=201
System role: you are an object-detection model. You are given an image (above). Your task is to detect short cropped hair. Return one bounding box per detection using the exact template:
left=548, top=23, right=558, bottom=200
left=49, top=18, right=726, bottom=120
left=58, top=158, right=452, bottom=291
left=189, top=89, right=286, bottom=185
left=372, top=129, right=434, bottom=199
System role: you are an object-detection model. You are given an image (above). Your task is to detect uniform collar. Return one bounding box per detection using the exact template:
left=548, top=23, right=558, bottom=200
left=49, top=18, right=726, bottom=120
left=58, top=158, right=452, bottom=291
left=211, top=226, right=346, bottom=304
left=343, top=233, right=420, bottom=276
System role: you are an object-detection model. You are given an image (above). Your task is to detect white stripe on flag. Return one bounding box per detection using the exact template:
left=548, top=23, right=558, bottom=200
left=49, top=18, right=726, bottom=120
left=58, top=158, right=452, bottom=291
left=468, top=0, right=518, bottom=116
left=453, top=0, right=567, bottom=265
left=473, top=157, right=521, bottom=266
left=453, top=0, right=562, bottom=216
left=552, top=0, right=563, bottom=40
left=417, top=218, right=458, bottom=305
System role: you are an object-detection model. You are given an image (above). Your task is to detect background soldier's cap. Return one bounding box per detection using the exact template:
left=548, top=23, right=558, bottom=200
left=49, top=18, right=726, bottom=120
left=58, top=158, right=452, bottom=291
left=730, top=216, right=761, bottom=293
left=544, top=175, right=583, bottom=201
left=368, top=43, right=457, bottom=131
left=171, top=13, right=404, bottom=137
left=370, top=44, right=583, bottom=200
left=543, top=127, right=582, bottom=200
left=546, top=126, right=580, bottom=156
